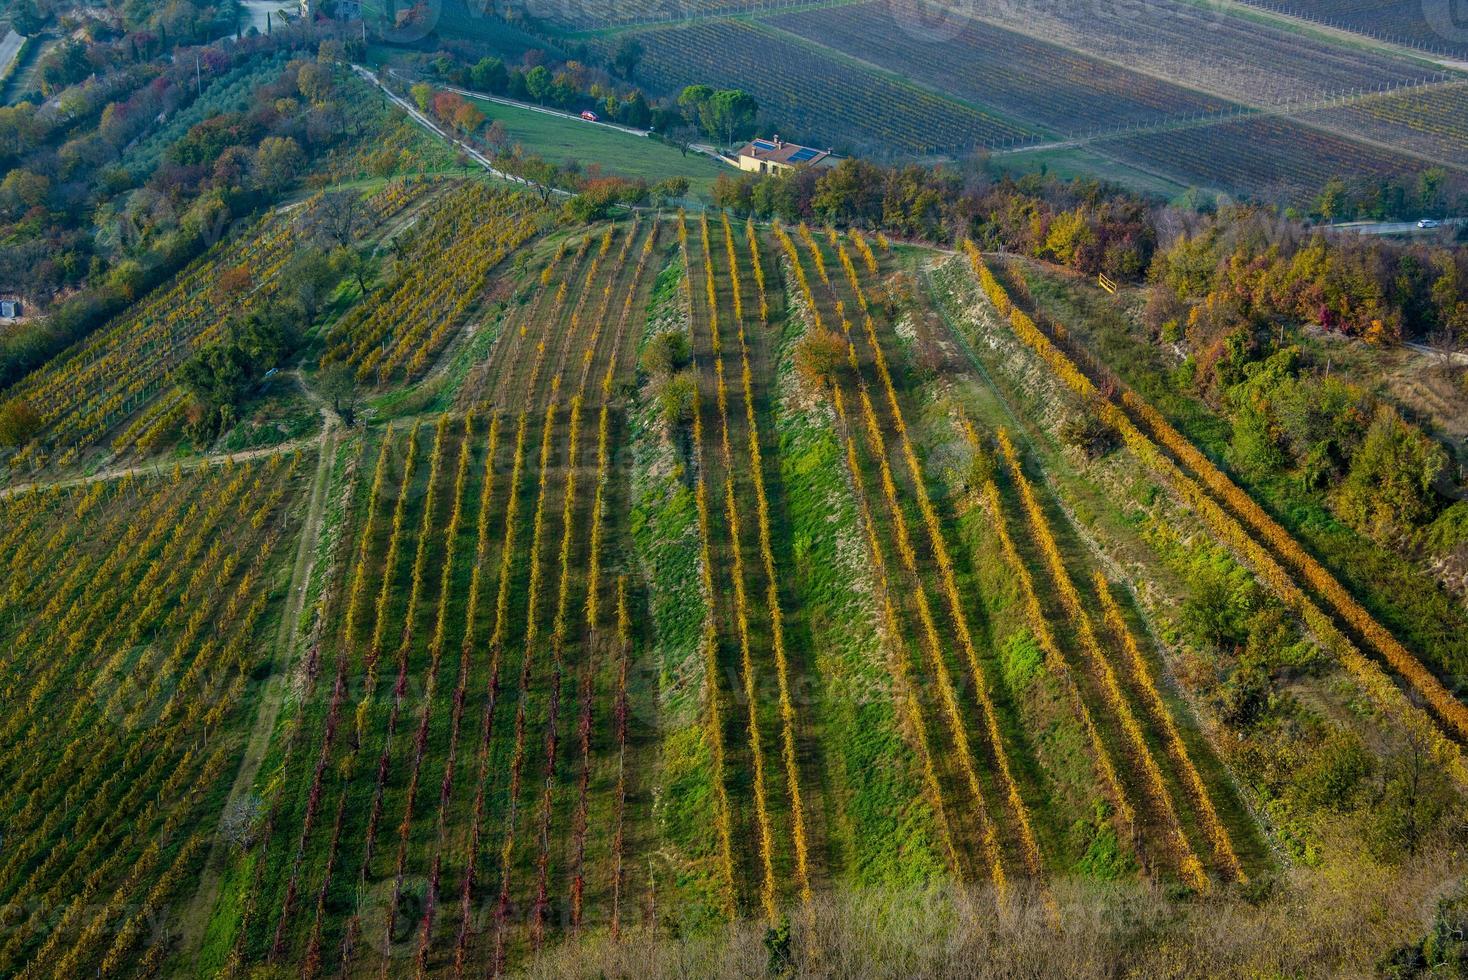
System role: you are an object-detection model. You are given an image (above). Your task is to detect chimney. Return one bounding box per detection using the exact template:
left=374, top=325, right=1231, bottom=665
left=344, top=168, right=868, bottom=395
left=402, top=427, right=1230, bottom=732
left=775, top=134, right=782, bottom=148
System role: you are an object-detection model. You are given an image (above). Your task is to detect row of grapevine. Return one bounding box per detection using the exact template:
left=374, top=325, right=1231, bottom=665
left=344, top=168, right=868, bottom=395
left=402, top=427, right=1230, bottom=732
left=677, top=213, right=740, bottom=918
left=996, top=429, right=1207, bottom=890
left=963, top=244, right=1468, bottom=786
left=729, top=216, right=812, bottom=905
left=323, top=184, right=546, bottom=383
left=0, top=451, right=302, bottom=976
left=698, top=214, right=779, bottom=920
left=836, top=240, right=1048, bottom=888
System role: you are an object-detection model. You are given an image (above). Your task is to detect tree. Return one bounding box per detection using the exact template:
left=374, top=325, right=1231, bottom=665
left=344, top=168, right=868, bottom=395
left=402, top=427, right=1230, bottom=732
left=0, top=169, right=50, bottom=212
left=0, top=399, right=41, bottom=447
left=307, top=191, right=368, bottom=250
left=470, top=56, right=508, bottom=94
left=252, top=136, right=304, bottom=193
left=1366, top=731, right=1456, bottom=860
left=658, top=370, right=697, bottom=430
left=794, top=327, right=846, bottom=388
left=666, top=124, right=697, bottom=158
left=701, top=89, right=758, bottom=147
left=677, top=85, right=713, bottom=131
left=612, top=38, right=643, bottom=79
left=317, top=362, right=359, bottom=425
left=410, top=82, right=434, bottom=113
left=38, top=40, right=90, bottom=95
left=484, top=120, right=510, bottom=157
left=451, top=100, right=485, bottom=135
left=296, top=61, right=335, bottom=105
left=524, top=65, right=552, bottom=104
left=651, top=177, right=690, bottom=207
left=1335, top=404, right=1448, bottom=544
left=279, top=249, right=339, bottom=323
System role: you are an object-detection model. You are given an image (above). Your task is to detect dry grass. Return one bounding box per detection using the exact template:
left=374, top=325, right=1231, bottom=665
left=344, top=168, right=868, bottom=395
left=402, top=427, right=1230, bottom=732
left=515, top=847, right=1463, bottom=979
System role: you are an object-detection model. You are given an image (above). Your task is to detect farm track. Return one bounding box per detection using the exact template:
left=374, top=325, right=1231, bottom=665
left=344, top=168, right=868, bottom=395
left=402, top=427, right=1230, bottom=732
left=176, top=423, right=342, bottom=959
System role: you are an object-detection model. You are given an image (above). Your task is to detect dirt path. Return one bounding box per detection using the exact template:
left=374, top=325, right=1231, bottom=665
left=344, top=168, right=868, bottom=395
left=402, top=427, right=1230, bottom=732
left=1, top=373, right=340, bottom=500
left=173, top=419, right=343, bottom=966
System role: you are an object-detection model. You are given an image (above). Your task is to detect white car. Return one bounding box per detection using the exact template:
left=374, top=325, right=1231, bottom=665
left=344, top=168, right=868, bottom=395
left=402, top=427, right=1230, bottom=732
left=1417, top=218, right=1441, bottom=228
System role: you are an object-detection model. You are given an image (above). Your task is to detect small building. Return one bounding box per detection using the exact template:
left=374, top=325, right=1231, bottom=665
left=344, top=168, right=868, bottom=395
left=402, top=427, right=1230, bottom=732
left=735, top=136, right=838, bottom=175
left=0, top=299, right=21, bottom=320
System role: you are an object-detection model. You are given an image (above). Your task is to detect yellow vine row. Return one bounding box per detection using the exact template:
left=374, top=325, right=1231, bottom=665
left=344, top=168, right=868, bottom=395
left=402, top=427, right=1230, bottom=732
left=962, top=242, right=1468, bottom=787
left=1092, top=570, right=1245, bottom=881
left=997, top=430, right=1207, bottom=892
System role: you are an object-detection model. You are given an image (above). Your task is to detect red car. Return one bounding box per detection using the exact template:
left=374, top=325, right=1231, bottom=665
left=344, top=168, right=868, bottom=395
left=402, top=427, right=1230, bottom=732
left=580, top=110, right=598, bottom=122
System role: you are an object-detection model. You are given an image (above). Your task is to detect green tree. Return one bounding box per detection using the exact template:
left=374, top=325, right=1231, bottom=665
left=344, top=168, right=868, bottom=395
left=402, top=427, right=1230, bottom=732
left=612, top=38, right=644, bottom=78
left=701, top=89, right=758, bottom=146
left=658, top=370, right=697, bottom=430
left=524, top=65, right=553, bottom=104
left=1335, top=404, right=1447, bottom=544
left=317, top=362, right=359, bottom=425
left=677, top=84, right=713, bottom=130
left=252, top=136, right=304, bottom=193
left=643, top=331, right=691, bottom=378
left=470, top=56, right=508, bottom=93
left=651, top=176, right=690, bottom=207
left=410, top=82, right=434, bottom=112
left=0, top=399, right=42, bottom=447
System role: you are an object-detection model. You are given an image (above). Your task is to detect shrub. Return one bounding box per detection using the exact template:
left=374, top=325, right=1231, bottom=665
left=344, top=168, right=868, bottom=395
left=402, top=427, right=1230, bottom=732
left=644, top=330, right=691, bottom=378
left=794, top=327, right=846, bottom=388
left=658, top=370, right=697, bottom=429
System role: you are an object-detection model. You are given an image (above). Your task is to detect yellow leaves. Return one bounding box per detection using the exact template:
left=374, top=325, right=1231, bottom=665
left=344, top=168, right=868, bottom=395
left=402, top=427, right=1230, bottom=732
left=966, top=242, right=1468, bottom=786
left=1093, top=571, right=1244, bottom=882
left=998, top=430, right=1206, bottom=892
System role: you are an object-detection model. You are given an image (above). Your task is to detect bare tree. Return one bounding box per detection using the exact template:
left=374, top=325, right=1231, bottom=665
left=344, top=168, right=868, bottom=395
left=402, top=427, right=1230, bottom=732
left=307, top=190, right=368, bottom=251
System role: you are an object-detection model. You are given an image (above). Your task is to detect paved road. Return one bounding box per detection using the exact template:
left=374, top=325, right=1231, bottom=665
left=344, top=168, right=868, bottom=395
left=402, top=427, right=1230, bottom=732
left=386, top=68, right=739, bottom=170
left=0, top=30, right=26, bottom=79
left=1331, top=218, right=1464, bottom=236
left=352, top=65, right=568, bottom=193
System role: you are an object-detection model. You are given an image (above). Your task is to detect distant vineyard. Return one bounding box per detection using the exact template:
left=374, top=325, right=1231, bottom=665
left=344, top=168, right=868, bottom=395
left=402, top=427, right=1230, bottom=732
left=1100, top=115, right=1436, bottom=203
left=769, top=3, right=1230, bottom=135
left=0, top=454, right=304, bottom=976
left=623, top=19, right=1036, bottom=154
left=498, top=0, right=842, bottom=29
left=950, top=0, right=1432, bottom=106
left=1239, top=0, right=1468, bottom=57
left=1304, top=81, right=1468, bottom=164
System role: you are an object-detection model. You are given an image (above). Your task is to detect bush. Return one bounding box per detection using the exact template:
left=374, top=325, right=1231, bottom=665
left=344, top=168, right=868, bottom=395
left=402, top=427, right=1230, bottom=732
left=644, top=330, right=691, bottom=379
left=658, top=370, right=697, bottom=430
left=794, top=327, right=846, bottom=388
left=1335, top=404, right=1448, bottom=545
left=1058, top=412, right=1118, bottom=459
left=0, top=399, right=42, bottom=447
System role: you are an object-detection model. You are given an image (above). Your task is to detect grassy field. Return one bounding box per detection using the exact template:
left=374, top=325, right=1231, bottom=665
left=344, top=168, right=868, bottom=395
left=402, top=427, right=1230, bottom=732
left=467, top=96, right=733, bottom=195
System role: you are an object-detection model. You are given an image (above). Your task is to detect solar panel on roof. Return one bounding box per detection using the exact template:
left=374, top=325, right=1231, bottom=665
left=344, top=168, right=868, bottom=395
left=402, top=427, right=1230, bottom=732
left=789, top=148, right=820, bottom=162
left=753, top=140, right=777, bottom=151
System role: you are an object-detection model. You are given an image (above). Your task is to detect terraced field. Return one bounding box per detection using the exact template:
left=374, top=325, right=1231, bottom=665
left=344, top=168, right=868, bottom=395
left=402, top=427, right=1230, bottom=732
left=2, top=212, right=1464, bottom=975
